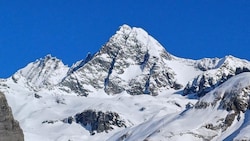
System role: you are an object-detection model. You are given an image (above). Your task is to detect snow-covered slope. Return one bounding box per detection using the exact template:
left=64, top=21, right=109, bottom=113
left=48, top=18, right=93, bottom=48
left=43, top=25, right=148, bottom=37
left=109, top=72, right=250, bottom=141
left=0, top=24, right=250, bottom=141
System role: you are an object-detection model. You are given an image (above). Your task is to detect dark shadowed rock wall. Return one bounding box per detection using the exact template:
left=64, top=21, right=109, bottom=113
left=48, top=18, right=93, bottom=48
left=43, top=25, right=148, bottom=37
left=0, top=92, right=24, bottom=141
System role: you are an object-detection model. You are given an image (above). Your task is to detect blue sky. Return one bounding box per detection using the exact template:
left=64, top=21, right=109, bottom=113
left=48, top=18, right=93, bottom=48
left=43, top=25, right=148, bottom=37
left=0, top=0, right=249, bottom=78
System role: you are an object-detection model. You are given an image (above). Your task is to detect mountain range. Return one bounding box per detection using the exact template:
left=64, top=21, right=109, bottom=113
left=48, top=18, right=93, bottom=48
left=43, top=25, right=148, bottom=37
left=1, top=24, right=250, bottom=141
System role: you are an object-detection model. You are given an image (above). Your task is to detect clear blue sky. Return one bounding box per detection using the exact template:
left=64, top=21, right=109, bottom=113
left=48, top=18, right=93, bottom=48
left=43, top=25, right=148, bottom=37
left=0, top=0, right=249, bottom=78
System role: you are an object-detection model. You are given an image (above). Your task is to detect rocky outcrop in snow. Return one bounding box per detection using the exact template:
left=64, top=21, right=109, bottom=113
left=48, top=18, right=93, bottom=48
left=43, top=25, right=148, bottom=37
left=194, top=57, right=220, bottom=71
left=0, top=92, right=24, bottom=141
left=183, top=56, right=250, bottom=97
left=63, top=110, right=126, bottom=135
left=194, top=72, right=250, bottom=131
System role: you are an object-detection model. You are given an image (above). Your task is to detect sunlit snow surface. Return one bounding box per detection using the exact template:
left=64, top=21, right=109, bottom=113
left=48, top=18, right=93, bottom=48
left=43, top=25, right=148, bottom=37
left=109, top=73, right=250, bottom=141
left=3, top=72, right=250, bottom=141
left=1, top=77, right=194, bottom=141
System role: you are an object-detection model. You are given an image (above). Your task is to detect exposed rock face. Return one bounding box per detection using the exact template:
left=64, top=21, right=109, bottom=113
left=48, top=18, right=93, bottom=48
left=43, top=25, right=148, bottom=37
left=61, top=24, right=182, bottom=96
left=0, top=92, right=24, bottom=141
left=183, top=56, right=250, bottom=97
left=63, top=110, right=126, bottom=135
left=194, top=72, right=250, bottom=130
left=67, top=53, right=93, bottom=75
left=220, top=85, right=250, bottom=113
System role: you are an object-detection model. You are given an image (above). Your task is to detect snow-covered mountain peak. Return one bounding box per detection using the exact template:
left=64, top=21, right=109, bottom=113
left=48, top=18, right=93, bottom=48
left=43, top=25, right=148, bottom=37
left=106, top=24, right=172, bottom=60
left=11, top=55, right=69, bottom=90
left=1, top=25, right=250, bottom=141
left=61, top=25, right=180, bottom=96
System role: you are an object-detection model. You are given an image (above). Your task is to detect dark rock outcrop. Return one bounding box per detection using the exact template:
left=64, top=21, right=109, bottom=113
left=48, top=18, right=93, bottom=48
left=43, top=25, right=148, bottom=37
left=0, top=92, right=24, bottom=141
left=220, top=85, right=250, bottom=113
left=63, top=110, right=126, bottom=135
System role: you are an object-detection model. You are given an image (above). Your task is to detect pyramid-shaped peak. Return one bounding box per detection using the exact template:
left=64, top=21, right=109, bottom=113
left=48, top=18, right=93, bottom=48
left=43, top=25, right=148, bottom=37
left=102, top=24, right=172, bottom=60
left=62, top=25, right=177, bottom=96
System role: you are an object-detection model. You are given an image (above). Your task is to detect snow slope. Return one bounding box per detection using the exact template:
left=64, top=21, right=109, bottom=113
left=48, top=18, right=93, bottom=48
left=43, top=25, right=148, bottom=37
left=0, top=77, right=193, bottom=141
left=109, top=72, right=250, bottom=141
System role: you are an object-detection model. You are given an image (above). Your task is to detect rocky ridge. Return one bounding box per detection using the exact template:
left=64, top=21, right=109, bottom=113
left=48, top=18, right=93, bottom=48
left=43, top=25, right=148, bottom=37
left=184, top=55, right=250, bottom=97
left=11, top=54, right=68, bottom=91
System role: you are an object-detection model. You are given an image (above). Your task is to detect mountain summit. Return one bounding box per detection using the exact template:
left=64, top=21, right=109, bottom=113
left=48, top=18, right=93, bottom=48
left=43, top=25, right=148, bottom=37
left=0, top=25, right=250, bottom=141
left=61, top=24, right=181, bottom=96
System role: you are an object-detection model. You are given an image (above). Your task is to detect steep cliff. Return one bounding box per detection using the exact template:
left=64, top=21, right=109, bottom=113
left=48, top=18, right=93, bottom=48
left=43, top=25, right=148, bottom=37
left=0, top=92, right=24, bottom=141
